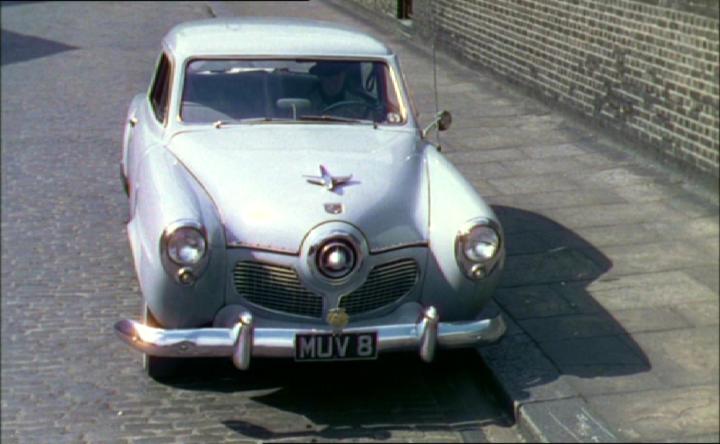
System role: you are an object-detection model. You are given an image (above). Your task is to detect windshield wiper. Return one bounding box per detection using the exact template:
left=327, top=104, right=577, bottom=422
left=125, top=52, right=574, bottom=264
left=298, top=115, right=373, bottom=125
left=213, top=117, right=277, bottom=128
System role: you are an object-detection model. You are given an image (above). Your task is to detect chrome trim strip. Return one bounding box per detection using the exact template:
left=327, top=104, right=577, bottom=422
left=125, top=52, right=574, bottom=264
left=369, top=241, right=429, bottom=255
left=113, top=305, right=506, bottom=370
left=226, top=242, right=299, bottom=255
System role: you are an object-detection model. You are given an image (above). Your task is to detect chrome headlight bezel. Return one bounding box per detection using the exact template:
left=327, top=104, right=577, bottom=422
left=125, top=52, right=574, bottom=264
left=160, top=220, right=209, bottom=285
left=454, top=217, right=503, bottom=280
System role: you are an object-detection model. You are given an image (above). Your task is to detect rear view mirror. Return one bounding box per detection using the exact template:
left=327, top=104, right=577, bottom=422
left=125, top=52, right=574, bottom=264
left=437, top=110, right=452, bottom=131
left=422, top=110, right=452, bottom=138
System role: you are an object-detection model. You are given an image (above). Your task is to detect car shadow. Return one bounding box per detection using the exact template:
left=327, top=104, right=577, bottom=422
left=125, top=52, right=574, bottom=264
left=483, top=205, right=650, bottom=406
left=157, top=349, right=512, bottom=440
left=1, top=28, right=77, bottom=66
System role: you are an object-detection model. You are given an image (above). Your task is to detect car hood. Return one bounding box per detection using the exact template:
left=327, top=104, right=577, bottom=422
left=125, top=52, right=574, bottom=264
left=168, top=125, right=429, bottom=253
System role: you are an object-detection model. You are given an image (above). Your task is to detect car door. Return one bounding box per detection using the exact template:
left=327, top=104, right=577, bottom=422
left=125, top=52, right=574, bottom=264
left=126, top=52, right=172, bottom=217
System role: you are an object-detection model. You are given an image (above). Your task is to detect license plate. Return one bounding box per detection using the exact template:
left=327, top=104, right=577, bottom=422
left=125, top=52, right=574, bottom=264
left=295, top=332, right=378, bottom=361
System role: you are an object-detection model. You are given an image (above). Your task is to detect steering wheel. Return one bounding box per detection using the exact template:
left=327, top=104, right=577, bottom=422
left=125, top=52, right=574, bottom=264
left=321, top=100, right=375, bottom=115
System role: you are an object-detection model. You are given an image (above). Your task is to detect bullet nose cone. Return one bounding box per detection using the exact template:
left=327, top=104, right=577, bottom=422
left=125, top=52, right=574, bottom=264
left=326, top=248, right=347, bottom=270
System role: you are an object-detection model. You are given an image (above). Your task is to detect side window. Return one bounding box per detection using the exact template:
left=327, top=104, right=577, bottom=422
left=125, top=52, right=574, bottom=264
left=149, top=53, right=171, bottom=123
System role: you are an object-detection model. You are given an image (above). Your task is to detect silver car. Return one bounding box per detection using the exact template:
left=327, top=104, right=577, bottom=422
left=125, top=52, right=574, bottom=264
left=114, top=17, right=506, bottom=378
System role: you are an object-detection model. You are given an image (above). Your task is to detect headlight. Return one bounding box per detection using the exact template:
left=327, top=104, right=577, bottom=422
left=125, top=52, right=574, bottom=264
left=462, top=226, right=499, bottom=262
left=455, top=218, right=503, bottom=280
left=167, top=227, right=207, bottom=265
left=161, top=221, right=209, bottom=285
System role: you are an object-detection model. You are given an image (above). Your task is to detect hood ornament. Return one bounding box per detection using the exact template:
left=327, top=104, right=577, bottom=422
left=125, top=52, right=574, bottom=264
left=304, top=165, right=352, bottom=191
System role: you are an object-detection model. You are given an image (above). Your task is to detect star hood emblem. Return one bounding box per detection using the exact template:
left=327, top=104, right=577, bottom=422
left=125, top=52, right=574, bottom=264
left=303, top=165, right=353, bottom=191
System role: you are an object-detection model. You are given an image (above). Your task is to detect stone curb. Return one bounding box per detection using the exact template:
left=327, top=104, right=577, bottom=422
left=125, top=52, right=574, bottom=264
left=205, top=1, right=619, bottom=441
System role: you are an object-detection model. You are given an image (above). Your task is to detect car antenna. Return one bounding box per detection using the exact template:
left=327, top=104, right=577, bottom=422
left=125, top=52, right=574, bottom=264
left=431, top=0, right=442, bottom=150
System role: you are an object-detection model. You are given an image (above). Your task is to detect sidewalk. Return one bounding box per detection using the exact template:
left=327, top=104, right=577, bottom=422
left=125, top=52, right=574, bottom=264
left=214, top=1, right=719, bottom=441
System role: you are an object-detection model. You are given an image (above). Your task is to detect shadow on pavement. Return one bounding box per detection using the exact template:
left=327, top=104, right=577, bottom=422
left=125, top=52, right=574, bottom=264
left=1, top=28, right=77, bottom=66
left=160, top=349, right=511, bottom=440
left=484, top=205, right=650, bottom=403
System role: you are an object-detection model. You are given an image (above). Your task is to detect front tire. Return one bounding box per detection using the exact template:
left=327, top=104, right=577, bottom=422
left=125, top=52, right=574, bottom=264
left=142, top=303, right=182, bottom=380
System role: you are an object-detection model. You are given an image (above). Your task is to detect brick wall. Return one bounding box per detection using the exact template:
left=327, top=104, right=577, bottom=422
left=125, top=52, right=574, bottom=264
left=347, top=0, right=720, bottom=177
left=355, top=0, right=398, bottom=19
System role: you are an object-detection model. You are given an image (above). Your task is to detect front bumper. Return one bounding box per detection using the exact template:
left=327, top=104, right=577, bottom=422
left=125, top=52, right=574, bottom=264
left=114, top=302, right=505, bottom=370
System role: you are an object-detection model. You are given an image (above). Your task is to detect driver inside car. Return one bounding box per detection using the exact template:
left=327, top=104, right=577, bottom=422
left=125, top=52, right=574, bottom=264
left=308, top=61, right=370, bottom=118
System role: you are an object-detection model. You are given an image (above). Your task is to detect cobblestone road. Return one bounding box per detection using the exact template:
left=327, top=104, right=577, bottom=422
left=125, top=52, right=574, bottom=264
left=1, top=2, right=523, bottom=442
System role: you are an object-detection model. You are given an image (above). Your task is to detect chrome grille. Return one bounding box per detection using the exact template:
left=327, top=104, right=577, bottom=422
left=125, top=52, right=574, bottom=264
left=339, top=259, right=419, bottom=315
left=233, top=261, right=323, bottom=318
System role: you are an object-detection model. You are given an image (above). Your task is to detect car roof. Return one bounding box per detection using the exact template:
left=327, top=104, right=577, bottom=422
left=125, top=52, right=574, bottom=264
left=164, top=17, right=393, bottom=60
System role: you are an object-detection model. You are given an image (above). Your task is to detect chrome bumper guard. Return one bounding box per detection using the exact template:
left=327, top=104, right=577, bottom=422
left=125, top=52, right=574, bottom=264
left=114, top=304, right=505, bottom=370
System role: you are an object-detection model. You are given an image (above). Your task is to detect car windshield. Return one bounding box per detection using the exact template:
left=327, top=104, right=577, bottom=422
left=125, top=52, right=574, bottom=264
left=180, top=59, right=405, bottom=125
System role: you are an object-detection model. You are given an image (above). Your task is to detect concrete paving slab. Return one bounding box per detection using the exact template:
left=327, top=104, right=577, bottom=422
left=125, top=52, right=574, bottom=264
left=597, top=241, right=717, bottom=277
left=499, top=248, right=606, bottom=288
left=587, top=385, right=719, bottom=442
left=505, top=157, right=591, bottom=177
left=550, top=281, right=608, bottom=315
left=542, top=223, right=662, bottom=249
left=578, top=167, right=660, bottom=188
left=520, top=143, right=590, bottom=159
left=539, top=335, right=647, bottom=370
left=684, top=266, right=720, bottom=294
left=545, top=201, right=689, bottom=230
left=665, top=194, right=720, bottom=218
left=488, top=174, right=580, bottom=195
left=643, top=216, right=720, bottom=239
left=563, top=365, right=665, bottom=396
left=478, top=334, right=578, bottom=406
left=611, top=181, right=686, bottom=203
left=575, top=271, right=716, bottom=311
left=486, top=188, right=628, bottom=211
left=465, top=178, right=503, bottom=198
left=519, top=397, right=618, bottom=442
left=673, top=300, right=720, bottom=327
left=443, top=127, right=584, bottom=151
left=693, top=235, right=720, bottom=261
left=501, top=231, right=557, bottom=256
left=610, top=306, right=693, bottom=334
left=632, top=327, right=720, bottom=386
left=519, top=314, right=625, bottom=342
left=572, top=153, right=632, bottom=170
left=494, top=285, right=577, bottom=320
left=456, top=161, right=515, bottom=180
left=444, top=148, right=527, bottom=164
left=492, top=205, right=571, bottom=235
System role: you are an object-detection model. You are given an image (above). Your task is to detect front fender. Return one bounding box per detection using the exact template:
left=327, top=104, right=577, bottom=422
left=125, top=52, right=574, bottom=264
left=121, top=93, right=146, bottom=180
left=421, top=145, right=505, bottom=321
left=127, top=145, right=226, bottom=328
